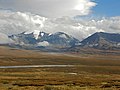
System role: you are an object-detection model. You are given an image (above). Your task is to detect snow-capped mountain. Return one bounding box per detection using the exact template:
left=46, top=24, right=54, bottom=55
left=2, top=31, right=120, bottom=51
left=9, top=30, right=80, bottom=49
left=1, top=11, right=120, bottom=51
left=2, top=10, right=119, bottom=42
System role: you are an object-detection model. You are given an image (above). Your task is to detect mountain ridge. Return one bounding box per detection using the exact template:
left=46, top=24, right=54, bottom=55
left=9, top=31, right=80, bottom=51
left=80, top=32, right=120, bottom=49
left=1, top=31, right=120, bottom=52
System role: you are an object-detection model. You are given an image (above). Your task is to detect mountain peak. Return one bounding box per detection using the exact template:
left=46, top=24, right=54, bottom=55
left=33, top=30, right=40, bottom=39
left=9, top=31, right=80, bottom=49
left=81, top=32, right=120, bottom=49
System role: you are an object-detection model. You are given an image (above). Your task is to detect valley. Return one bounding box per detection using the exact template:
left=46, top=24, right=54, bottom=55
left=0, top=1, right=120, bottom=90
left=0, top=46, right=120, bottom=90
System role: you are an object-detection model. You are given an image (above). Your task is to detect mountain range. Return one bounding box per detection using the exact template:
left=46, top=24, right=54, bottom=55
left=8, top=30, right=80, bottom=51
left=2, top=31, right=120, bottom=52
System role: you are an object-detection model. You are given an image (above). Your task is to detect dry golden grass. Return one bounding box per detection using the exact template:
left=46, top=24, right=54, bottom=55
left=0, top=46, right=120, bottom=90
left=0, top=67, right=120, bottom=90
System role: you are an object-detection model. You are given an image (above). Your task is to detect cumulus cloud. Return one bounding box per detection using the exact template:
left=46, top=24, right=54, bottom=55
left=0, top=10, right=120, bottom=41
left=0, top=0, right=96, bottom=18
left=0, top=10, right=46, bottom=35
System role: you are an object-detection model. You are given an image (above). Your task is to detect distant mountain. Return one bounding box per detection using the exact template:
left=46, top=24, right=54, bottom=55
left=80, top=32, right=120, bottom=49
left=9, top=30, right=80, bottom=50
left=5, top=32, right=120, bottom=52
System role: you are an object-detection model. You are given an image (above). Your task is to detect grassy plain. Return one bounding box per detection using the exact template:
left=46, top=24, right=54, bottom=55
left=0, top=46, right=120, bottom=90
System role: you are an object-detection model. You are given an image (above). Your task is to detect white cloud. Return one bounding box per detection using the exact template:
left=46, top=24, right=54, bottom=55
left=0, top=10, right=46, bottom=35
left=0, top=0, right=96, bottom=18
left=0, top=33, right=13, bottom=44
left=0, top=10, right=120, bottom=42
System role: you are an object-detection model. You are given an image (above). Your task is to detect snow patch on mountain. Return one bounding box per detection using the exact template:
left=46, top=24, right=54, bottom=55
left=33, top=30, right=40, bottom=39
left=37, top=41, right=49, bottom=47
left=40, top=32, right=45, bottom=37
left=59, top=34, right=68, bottom=39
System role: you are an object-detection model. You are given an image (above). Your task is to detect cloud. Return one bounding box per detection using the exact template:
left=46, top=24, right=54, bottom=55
left=0, top=10, right=120, bottom=41
left=0, top=0, right=96, bottom=18
left=0, top=33, right=13, bottom=44
left=0, top=10, right=47, bottom=36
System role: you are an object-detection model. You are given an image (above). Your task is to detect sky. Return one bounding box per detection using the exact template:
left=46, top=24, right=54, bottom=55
left=0, top=0, right=96, bottom=18
left=0, top=0, right=120, bottom=43
left=0, top=0, right=120, bottom=17
left=92, top=0, right=120, bottom=17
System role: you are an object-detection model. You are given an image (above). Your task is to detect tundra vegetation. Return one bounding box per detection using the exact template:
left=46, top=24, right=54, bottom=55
left=0, top=46, right=120, bottom=90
